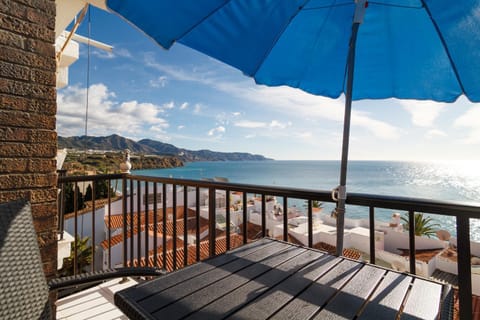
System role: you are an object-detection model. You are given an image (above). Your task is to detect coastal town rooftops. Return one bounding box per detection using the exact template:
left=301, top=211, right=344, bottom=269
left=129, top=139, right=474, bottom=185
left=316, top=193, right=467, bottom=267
left=128, top=234, right=245, bottom=272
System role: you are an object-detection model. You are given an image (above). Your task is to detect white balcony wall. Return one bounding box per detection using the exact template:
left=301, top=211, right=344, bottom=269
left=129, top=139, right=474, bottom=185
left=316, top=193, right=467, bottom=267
left=64, top=205, right=107, bottom=270
left=108, top=186, right=204, bottom=216
left=103, top=232, right=164, bottom=269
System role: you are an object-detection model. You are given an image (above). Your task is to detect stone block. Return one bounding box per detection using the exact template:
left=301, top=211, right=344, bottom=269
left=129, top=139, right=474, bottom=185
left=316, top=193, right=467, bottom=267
left=0, top=60, right=30, bottom=80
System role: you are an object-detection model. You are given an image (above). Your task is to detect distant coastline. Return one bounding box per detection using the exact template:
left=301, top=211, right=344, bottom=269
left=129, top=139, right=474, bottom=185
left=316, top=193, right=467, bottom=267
left=59, top=134, right=272, bottom=174
left=58, top=134, right=272, bottom=163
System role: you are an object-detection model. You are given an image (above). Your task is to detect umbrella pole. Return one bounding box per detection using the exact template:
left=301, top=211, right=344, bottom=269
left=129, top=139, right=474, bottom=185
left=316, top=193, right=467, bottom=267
left=335, top=0, right=366, bottom=256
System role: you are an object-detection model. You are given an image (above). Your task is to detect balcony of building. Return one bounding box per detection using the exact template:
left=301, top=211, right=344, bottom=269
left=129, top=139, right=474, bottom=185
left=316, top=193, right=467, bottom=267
left=52, top=172, right=480, bottom=319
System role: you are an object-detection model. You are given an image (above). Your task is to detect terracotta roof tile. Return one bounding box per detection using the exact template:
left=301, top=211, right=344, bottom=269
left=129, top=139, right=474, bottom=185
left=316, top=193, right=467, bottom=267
left=238, top=222, right=264, bottom=241
left=285, top=234, right=361, bottom=260
left=102, top=216, right=210, bottom=250
left=105, top=206, right=196, bottom=229
left=127, top=234, right=244, bottom=272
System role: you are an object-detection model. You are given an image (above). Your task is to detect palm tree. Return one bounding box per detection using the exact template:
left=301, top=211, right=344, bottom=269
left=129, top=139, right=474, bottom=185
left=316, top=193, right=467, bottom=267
left=60, top=236, right=93, bottom=276
left=304, top=200, right=323, bottom=209
left=401, top=212, right=440, bottom=238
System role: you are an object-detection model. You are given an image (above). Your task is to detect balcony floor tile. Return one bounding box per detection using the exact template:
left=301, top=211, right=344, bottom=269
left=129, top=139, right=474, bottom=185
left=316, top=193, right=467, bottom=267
left=56, top=277, right=138, bottom=320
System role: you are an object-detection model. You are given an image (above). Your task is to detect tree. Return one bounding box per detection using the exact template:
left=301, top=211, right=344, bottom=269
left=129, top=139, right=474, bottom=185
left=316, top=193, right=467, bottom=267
left=304, top=200, right=323, bottom=209
left=84, top=184, right=93, bottom=202
left=95, top=179, right=115, bottom=199
left=401, top=212, right=440, bottom=238
left=63, top=183, right=85, bottom=214
left=59, top=236, right=93, bottom=276
left=83, top=180, right=115, bottom=202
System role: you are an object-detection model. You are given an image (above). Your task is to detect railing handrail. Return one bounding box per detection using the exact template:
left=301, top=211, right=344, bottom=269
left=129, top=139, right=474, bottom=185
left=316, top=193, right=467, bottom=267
left=58, top=172, right=480, bottom=218
left=58, top=173, right=125, bottom=184
left=128, top=174, right=480, bottom=219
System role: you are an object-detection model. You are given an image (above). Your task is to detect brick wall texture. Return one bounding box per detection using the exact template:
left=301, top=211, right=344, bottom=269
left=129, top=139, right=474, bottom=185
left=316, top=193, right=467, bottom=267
left=0, top=0, right=57, bottom=278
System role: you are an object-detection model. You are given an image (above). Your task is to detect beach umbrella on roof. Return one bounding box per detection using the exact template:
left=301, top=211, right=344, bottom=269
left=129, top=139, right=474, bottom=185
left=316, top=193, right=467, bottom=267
left=104, top=0, right=480, bottom=255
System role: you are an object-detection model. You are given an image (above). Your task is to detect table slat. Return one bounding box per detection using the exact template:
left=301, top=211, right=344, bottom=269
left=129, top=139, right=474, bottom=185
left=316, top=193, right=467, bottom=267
left=228, top=254, right=340, bottom=320
left=138, top=241, right=290, bottom=314
left=401, top=278, right=443, bottom=320
left=119, top=238, right=276, bottom=302
left=186, top=249, right=324, bottom=320
left=270, top=259, right=362, bottom=320
left=154, top=245, right=307, bottom=319
left=313, top=264, right=385, bottom=319
left=358, top=271, right=412, bottom=319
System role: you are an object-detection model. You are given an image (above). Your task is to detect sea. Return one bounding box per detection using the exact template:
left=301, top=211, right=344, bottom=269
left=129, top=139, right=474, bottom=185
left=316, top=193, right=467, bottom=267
left=133, top=160, right=480, bottom=241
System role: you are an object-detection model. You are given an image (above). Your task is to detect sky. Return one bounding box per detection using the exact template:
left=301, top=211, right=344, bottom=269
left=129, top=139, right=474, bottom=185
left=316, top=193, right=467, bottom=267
left=56, top=7, right=480, bottom=161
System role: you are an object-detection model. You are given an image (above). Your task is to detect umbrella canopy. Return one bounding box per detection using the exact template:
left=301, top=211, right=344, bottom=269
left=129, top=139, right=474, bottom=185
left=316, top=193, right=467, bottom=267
left=106, top=0, right=480, bottom=102
left=105, top=0, right=480, bottom=257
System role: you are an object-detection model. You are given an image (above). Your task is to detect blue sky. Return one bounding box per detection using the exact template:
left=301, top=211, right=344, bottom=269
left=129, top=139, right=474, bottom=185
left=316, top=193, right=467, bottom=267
left=57, top=7, right=480, bottom=161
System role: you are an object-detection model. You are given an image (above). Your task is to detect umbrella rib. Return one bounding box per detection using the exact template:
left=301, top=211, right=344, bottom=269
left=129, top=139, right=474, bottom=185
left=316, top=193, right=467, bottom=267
left=176, top=0, right=234, bottom=43
left=250, top=0, right=312, bottom=77
left=420, top=0, right=467, bottom=96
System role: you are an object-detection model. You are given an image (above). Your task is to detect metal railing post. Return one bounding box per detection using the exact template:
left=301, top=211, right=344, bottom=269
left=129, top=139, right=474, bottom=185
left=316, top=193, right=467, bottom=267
left=369, top=206, right=376, bottom=264
left=307, top=200, right=313, bottom=248
left=457, top=215, right=473, bottom=319
left=196, top=187, right=201, bottom=260
left=57, top=170, right=67, bottom=240
left=408, top=210, right=416, bottom=274
left=208, top=187, right=216, bottom=257
left=262, top=194, right=267, bottom=238
left=283, top=197, right=288, bottom=242
left=242, top=192, right=247, bottom=244
left=122, top=174, right=128, bottom=268
left=183, top=186, right=188, bottom=266
left=226, top=190, right=231, bottom=251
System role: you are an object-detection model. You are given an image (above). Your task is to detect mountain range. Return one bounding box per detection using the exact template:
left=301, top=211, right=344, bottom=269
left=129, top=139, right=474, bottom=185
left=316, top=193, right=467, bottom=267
left=58, top=134, right=272, bottom=162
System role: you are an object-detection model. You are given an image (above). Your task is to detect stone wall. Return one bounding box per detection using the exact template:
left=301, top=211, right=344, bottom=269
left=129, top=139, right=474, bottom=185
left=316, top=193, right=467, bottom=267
left=0, top=0, right=57, bottom=278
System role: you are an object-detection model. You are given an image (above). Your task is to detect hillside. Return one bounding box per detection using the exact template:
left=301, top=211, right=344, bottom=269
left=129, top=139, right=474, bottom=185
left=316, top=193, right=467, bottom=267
left=63, top=152, right=183, bottom=174
left=58, top=134, right=272, bottom=162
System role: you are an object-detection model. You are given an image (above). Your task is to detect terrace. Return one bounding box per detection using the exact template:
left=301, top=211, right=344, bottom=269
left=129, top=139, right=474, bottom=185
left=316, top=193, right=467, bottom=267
left=54, top=172, right=480, bottom=319
left=1, top=1, right=479, bottom=319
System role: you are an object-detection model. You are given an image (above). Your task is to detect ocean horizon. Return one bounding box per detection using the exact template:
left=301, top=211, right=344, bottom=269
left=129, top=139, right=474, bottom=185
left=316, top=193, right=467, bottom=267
left=133, top=160, right=480, bottom=240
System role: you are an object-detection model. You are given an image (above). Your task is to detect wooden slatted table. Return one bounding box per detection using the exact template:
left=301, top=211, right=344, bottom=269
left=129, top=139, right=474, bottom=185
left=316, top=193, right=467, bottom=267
left=114, top=238, right=453, bottom=319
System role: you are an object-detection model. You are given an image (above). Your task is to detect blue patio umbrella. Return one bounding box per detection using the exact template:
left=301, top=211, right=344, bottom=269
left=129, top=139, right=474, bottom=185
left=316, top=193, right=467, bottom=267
left=105, top=0, right=480, bottom=256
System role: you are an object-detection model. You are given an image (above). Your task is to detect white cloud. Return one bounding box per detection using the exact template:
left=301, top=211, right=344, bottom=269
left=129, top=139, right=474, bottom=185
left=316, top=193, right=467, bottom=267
left=296, top=131, right=313, bottom=139
left=426, top=129, right=447, bottom=139
left=177, top=125, right=185, bottom=130
left=232, top=112, right=241, bottom=116
left=193, top=104, right=202, bottom=114
left=115, top=48, right=132, bottom=58
left=353, top=111, right=401, bottom=139
left=454, top=106, right=480, bottom=144
left=143, top=55, right=402, bottom=141
left=208, top=126, right=226, bottom=137
left=234, top=120, right=291, bottom=129
left=401, top=100, right=446, bottom=127
left=145, top=53, right=208, bottom=83
left=215, top=112, right=230, bottom=125
left=180, top=102, right=189, bottom=110
left=234, top=120, right=266, bottom=128
left=91, top=47, right=132, bottom=60
left=57, top=83, right=169, bottom=139
left=163, top=101, right=175, bottom=109
left=150, top=76, right=167, bottom=88
left=270, top=120, right=291, bottom=129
